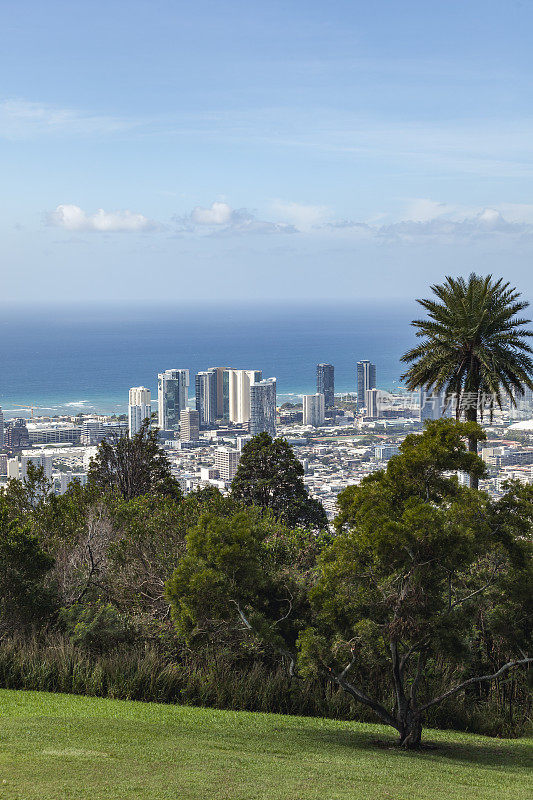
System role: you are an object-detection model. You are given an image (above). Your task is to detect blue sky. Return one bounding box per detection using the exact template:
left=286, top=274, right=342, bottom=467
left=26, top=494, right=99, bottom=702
left=2, top=0, right=533, bottom=302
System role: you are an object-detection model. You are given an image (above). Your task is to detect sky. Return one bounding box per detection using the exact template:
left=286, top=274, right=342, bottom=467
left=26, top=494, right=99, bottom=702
left=1, top=0, right=533, bottom=303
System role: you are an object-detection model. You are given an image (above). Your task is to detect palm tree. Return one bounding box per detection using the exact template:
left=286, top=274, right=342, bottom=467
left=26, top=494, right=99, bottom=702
left=401, top=274, right=533, bottom=488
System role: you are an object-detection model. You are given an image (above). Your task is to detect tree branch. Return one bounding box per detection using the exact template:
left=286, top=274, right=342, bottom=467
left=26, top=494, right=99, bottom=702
left=419, top=658, right=533, bottom=712
left=331, top=670, right=399, bottom=731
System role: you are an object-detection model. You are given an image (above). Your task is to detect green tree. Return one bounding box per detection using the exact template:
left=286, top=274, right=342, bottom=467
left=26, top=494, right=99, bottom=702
left=230, top=433, right=328, bottom=529
left=300, top=420, right=532, bottom=746
left=166, top=506, right=319, bottom=665
left=401, top=274, right=533, bottom=488
left=167, top=421, right=532, bottom=747
left=88, top=418, right=182, bottom=500
left=0, top=499, right=57, bottom=633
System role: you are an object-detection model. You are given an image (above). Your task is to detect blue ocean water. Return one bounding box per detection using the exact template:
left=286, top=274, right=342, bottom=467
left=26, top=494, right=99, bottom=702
left=0, top=302, right=419, bottom=418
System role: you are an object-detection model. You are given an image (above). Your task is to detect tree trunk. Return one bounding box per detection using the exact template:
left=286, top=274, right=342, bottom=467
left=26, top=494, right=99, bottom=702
left=465, top=407, right=479, bottom=489
left=398, top=711, right=423, bottom=749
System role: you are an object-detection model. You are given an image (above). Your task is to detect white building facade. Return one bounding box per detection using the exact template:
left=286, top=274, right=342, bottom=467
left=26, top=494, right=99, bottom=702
left=303, top=393, right=325, bottom=427
left=128, top=386, right=152, bottom=436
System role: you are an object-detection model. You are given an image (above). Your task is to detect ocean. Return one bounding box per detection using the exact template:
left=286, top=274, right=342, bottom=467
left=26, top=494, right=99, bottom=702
left=0, top=301, right=419, bottom=418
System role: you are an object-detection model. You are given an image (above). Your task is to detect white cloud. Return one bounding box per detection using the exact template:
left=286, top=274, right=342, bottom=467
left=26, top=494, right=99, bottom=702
left=46, top=204, right=157, bottom=233
left=190, top=201, right=234, bottom=225
left=175, top=202, right=296, bottom=236
left=270, top=200, right=330, bottom=231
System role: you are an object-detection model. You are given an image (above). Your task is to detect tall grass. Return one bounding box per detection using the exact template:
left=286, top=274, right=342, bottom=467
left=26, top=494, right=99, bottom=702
left=0, top=636, right=529, bottom=737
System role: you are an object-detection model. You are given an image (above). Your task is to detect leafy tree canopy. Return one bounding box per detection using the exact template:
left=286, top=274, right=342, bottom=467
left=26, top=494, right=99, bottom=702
left=168, top=420, right=533, bottom=747
left=0, top=499, right=57, bottom=634
left=88, top=418, right=182, bottom=500
left=230, top=433, right=328, bottom=529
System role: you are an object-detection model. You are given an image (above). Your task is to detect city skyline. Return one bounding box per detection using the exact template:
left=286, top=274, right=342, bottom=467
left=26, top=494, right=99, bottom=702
left=2, top=1, right=533, bottom=304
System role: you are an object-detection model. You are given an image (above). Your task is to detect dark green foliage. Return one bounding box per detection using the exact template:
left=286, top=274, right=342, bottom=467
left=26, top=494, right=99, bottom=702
left=0, top=499, right=57, bottom=634
left=230, top=432, right=328, bottom=529
left=166, top=506, right=315, bottom=660
left=88, top=418, right=182, bottom=500
left=60, top=602, right=136, bottom=653
left=300, top=420, right=533, bottom=746
left=168, top=420, right=533, bottom=746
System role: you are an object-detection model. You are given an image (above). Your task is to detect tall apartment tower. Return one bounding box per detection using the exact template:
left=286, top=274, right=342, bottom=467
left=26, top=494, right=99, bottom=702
left=357, top=360, right=376, bottom=408
left=180, top=408, right=200, bottom=441
left=365, top=388, right=380, bottom=419
left=316, top=364, right=335, bottom=408
left=208, top=367, right=227, bottom=419
left=128, top=387, right=152, bottom=437
left=215, top=447, right=240, bottom=484
left=195, top=370, right=217, bottom=427
left=225, top=369, right=262, bottom=424
left=157, top=369, right=189, bottom=431
left=302, top=393, right=325, bottom=427
left=250, top=377, right=277, bottom=437
left=0, top=407, right=4, bottom=450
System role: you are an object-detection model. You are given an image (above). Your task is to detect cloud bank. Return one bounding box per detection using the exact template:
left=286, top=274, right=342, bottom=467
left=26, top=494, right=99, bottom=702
left=44, top=198, right=533, bottom=243
left=47, top=204, right=157, bottom=232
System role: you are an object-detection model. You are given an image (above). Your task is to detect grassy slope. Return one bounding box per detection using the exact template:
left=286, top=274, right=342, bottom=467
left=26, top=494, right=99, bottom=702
left=0, top=690, right=531, bottom=800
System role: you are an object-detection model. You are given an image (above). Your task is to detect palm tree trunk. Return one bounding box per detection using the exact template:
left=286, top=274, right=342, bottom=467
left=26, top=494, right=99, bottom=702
left=465, top=407, right=479, bottom=489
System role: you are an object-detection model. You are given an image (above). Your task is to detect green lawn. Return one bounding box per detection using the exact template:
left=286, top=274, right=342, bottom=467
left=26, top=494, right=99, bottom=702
left=0, top=690, right=531, bottom=800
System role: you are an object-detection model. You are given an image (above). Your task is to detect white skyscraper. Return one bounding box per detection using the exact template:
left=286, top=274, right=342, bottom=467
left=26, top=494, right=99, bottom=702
left=225, top=369, right=262, bottom=424
left=357, top=360, right=377, bottom=409
left=302, top=393, right=325, bottom=427
left=128, top=386, right=152, bottom=437
left=158, top=369, right=189, bottom=431
left=250, top=377, right=277, bottom=437
left=0, top=406, right=4, bottom=450
left=365, top=388, right=380, bottom=419
left=215, top=447, right=240, bottom=484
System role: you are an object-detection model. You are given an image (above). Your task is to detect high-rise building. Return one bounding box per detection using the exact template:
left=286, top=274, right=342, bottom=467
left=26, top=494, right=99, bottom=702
left=0, top=406, right=4, bottom=450
left=4, top=418, right=30, bottom=451
left=215, top=446, right=240, bottom=484
left=365, top=388, right=380, bottom=419
left=302, top=393, right=325, bottom=427
left=128, top=386, right=151, bottom=437
left=225, top=369, right=262, bottom=424
left=250, top=377, right=277, bottom=437
left=316, top=364, right=335, bottom=408
left=158, top=369, right=189, bottom=431
left=357, top=360, right=376, bottom=408
left=208, top=367, right=227, bottom=419
left=195, top=370, right=217, bottom=427
left=180, top=408, right=200, bottom=441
